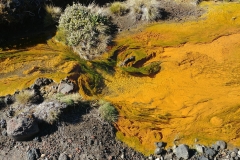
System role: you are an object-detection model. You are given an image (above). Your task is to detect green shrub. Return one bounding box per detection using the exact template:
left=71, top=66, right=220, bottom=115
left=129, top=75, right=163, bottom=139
left=58, top=3, right=115, bottom=60
left=44, top=5, right=62, bottom=27
left=121, top=62, right=161, bottom=75
left=110, top=2, right=128, bottom=16
left=98, top=101, right=118, bottom=123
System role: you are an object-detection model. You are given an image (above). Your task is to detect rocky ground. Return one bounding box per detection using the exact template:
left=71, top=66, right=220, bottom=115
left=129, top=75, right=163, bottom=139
left=1, top=78, right=240, bottom=160
left=0, top=107, right=146, bottom=160
left=0, top=78, right=146, bottom=160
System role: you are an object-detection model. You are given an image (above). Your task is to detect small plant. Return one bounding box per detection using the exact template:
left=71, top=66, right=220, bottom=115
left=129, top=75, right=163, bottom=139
left=51, top=93, right=82, bottom=105
left=127, top=0, right=162, bottom=21
left=58, top=3, right=116, bottom=60
left=44, top=5, right=62, bottom=27
left=121, top=61, right=161, bottom=75
left=15, top=90, right=34, bottom=105
left=110, top=2, right=128, bottom=16
left=98, top=100, right=118, bottom=123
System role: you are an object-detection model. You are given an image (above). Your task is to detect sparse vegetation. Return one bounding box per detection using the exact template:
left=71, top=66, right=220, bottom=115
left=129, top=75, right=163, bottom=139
left=110, top=2, right=128, bottom=16
left=53, top=93, right=83, bottom=105
left=44, top=5, right=62, bottom=27
left=58, top=3, right=116, bottom=60
left=98, top=100, right=118, bottom=123
left=15, top=90, right=35, bottom=105
left=121, top=62, right=161, bottom=75
left=127, top=0, right=163, bottom=21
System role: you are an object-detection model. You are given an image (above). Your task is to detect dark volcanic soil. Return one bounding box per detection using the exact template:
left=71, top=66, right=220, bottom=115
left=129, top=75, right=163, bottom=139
left=0, top=106, right=146, bottom=160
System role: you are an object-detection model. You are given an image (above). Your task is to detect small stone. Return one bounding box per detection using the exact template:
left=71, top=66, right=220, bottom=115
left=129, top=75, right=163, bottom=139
left=212, top=144, right=220, bottom=151
left=41, top=154, right=46, bottom=158
left=216, top=140, right=227, bottom=150
left=58, top=153, right=68, bottom=160
left=0, top=119, right=6, bottom=128
left=26, top=146, right=30, bottom=151
left=27, top=148, right=40, bottom=160
left=155, top=142, right=164, bottom=148
left=233, top=148, right=239, bottom=153
left=67, top=138, right=72, bottom=143
left=148, top=155, right=153, bottom=160
left=33, top=136, right=41, bottom=142
left=205, top=147, right=216, bottom=157
left=199, top=156, right=208, bottom=160
left=231, top=152, right=237, bottom=158
left=195, top=144, right=204, bottom=153
left=1, top=129, right=7, bottom=136
left=174, top=144, right=189, bottom=159
left=167, top=148, right=173, bottom=153
left=238, top=150, right=240, bottom=156
left=155, top=148, right=163, bottom=155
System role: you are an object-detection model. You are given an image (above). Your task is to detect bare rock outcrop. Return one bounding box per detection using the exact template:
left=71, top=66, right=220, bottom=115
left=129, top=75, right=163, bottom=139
left=7, top=114, right=39, bottom=141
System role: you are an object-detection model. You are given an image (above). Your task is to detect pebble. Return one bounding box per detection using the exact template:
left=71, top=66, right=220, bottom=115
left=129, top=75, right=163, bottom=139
left=216, top=140, right=227, bottom=150
left=2, top=129, right=7, bottom=136
left=155, top=148, right=163, bottom=155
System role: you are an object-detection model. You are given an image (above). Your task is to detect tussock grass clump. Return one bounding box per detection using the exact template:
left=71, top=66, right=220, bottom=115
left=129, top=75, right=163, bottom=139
left=54, top=93, right=83, bottom=105
left=98, top=100, right=118, bottom=123
left=15, top=90, right=34, bottom=105
left=127, top=0, right=163, bottom=21
left=110, top=2, right=128, bottom=16
left=44, top=5, right=62, bottom=27
left=58, top=3, right=115, bottom=60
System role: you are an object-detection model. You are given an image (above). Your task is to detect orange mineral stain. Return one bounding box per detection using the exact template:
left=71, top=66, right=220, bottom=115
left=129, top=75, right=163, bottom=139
left=102, top=2, right=240, bottom=154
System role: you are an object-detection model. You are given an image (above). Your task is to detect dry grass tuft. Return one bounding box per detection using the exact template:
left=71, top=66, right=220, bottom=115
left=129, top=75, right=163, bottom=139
left=98, top=100, right=118, bottom=123
left=15, top=90, right=34, bottom=105
left=44, top=5, right=62, bottom=27
left=110, top=2, right=128, bottom=16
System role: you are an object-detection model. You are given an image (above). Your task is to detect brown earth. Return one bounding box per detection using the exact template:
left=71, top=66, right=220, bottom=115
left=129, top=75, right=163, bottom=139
left=0, top=106, right=146, bottom=160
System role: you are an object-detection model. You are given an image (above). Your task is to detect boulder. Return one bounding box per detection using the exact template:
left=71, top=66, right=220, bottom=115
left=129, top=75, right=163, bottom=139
left=35, top=78, right=53, bottom=86
left=216, top=140, right=227, bottom=150
left=58, top=81, right=74, bottom=94
left=31, top=78, right=53, bottom=89
left=33, top=101, right=66, bottom=123
left=7, top=115, right=39, bottom=141
left=174, top=144, right=189, bottom=159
